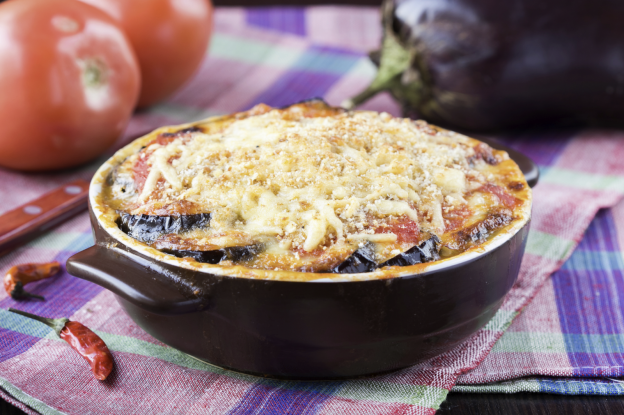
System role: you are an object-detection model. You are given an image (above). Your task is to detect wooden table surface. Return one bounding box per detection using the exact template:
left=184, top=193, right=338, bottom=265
left=2, top=1, right=622, bottom=413
left=440, top=392, right=624, bottom=414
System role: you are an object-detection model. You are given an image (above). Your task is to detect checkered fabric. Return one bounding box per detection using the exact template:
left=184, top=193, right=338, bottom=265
left=453, top=203, right=624, bottom=394
left=1, top=7, right=624, bottom=415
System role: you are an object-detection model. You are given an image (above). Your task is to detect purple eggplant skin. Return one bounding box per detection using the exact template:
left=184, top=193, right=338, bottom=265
left=331, top=235, right=441, bottom=273
left=117, top=213, right=211, bottom=244
left=349, top=0, right=624, bottom=131
left=379, top=235, right=441, bottom=268
left=331, top=242, right=377, bottom=274
left=163, top=245, right=263, bottom=265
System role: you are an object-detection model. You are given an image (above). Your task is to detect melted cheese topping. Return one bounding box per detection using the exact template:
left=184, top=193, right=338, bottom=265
left=103, top=102, right=531, bottom=274
left=129, top=111, right=485, bottom=250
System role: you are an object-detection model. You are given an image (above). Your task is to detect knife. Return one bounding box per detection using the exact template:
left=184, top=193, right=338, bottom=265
left=0, top=179, right=91, bottom=257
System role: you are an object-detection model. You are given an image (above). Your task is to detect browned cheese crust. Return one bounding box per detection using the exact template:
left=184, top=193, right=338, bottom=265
left=100, top=100, right=531, bottom=274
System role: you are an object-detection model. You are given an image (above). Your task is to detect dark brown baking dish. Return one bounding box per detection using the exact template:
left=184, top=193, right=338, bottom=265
left=67, top=136, right=537, bottom=380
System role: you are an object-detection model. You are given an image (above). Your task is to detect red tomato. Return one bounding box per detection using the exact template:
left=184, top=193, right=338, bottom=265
left=79, top=0, right=213, bottom=107
left=0, top=0, right=140, bottom=171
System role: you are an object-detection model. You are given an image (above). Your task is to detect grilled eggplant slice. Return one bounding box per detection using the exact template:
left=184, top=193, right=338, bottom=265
left=118, top=213, right=211, bottom=243
left=379, top=235, right=441, bottom=268
left=331, top=242, right=377, bottom=274
left=163, top=244, right=263, bottom=265
left=331, top=235, right=441, bottom=273
left=446, top=210, right=512, bottom=251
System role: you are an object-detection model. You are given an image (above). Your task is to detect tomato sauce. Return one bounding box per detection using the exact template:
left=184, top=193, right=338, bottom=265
left=480, top=183, right=521, bottom=208
left=131, top=131, right=195, bottom=194
left=374, top=215, right=420, bottom=243
left=132, top=152, right=151, bottom=193
left=442, top=205, right=471, bottom=232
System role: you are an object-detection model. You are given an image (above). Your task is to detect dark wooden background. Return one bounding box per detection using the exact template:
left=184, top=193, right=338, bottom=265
left=2, top=0, right=623, bottom=414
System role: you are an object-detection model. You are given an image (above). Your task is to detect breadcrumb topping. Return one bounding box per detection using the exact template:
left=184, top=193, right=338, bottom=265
left=127, top=109, right=485, bottom=252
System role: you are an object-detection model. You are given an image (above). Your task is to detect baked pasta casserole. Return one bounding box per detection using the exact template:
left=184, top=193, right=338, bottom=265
left=99, top=100, right=531, bottom=277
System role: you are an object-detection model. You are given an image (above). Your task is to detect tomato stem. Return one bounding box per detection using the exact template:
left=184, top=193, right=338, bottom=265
left=82, top=60, right=106, bottom=88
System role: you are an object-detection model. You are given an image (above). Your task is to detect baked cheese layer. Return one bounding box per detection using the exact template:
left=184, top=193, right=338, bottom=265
left=102, top=101, right=531, bottom=273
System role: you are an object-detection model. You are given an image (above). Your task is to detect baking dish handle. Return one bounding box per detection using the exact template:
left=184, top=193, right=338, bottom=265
left=67, top=244, right=207, bottom=315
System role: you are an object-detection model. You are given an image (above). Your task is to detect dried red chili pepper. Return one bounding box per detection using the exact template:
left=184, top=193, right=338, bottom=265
left=3, top=261, right=61, bottom=300
left=8, top=308, right=114, bottom=380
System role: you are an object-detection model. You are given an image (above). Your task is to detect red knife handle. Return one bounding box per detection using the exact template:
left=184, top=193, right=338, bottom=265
left=0, top=179, right=90, bottom=257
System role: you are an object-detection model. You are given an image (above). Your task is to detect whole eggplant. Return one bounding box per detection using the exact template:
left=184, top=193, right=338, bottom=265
left=345, top=0, right=624, bottom=131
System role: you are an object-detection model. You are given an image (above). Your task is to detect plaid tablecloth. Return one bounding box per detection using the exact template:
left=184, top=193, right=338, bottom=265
left=2, top=6, right=624, bottom=415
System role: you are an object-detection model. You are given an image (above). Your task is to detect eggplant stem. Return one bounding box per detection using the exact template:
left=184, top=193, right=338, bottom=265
left=342, top=86, right=386, bottom=110
left=345, top=0, right=417, bottom=109
left=8, top=308, right=69, bottom=336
